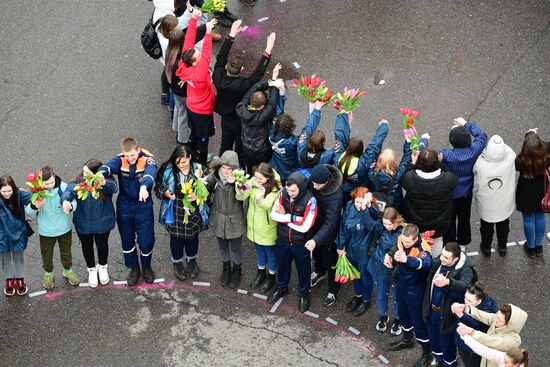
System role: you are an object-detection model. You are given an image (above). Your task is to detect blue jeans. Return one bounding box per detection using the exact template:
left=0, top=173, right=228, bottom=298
left=375, top=277, right=399, bottom=319
left=522, top=211, right=546, bottom=248
left=255, top=244, right=277, bottom=273
left=348, top=257, right=373, bottom=300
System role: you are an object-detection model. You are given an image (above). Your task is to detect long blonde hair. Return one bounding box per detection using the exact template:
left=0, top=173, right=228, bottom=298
left=376, top=149, right=398, bottom=176
left=382, top=207, right=405, bottom=228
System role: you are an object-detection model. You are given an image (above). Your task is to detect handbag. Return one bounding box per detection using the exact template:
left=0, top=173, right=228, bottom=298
left=542, top=168, right=550, bottom=213
left=141, top=11, right=163, bottom=59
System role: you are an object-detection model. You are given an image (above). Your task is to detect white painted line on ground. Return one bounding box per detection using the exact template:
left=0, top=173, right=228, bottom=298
left=193, top=281, right=210, bottom=287
left=518, top=240, right=526, bottom=245
left=305, top=311, right=319, bottom=318
left=258, top=17, right=269, bottom=22
left=113, top=280, right=127, bottom=285
left=507, top=242, right=517, bottom=247
left=466, top=251, right=479, bottom=256
left=237, top=289, right=248, bottom=295
left=270, top=298, right=283, bottom=313
left=378, top=80, right=386, bottom=85
left=253, top=293, right=268, bottom=300
left=29, top=290, right=47, bottom=298
left=378, top=354, right=390, bottom=364
left=241, top=25, right=248, bottom=32
left=153, top=278, right=165, bottom=284
left=293, top=62, right=301, bottom=69
left=280, top=0, right=286, bottom=2
left=348, top=326, right=360, bottom=335
left=79, top=283, right=90, bottom=287
left=326, top=317, right=338, bottom=325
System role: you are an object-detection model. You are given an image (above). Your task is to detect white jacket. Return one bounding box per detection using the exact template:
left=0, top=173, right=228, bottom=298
left=473, top=135, right=516, bottom=222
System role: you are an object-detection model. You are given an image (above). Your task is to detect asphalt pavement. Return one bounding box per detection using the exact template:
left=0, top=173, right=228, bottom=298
left=1, top=0, right=549, bottom=366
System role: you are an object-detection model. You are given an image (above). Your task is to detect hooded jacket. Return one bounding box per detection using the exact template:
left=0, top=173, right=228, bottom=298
left=461, top=335, right=526, bottom=367
left=269, top=132, right=299, bottom=183
left=465, top=304, right=528, bottom=367
left=336, top=202, right=379, bottom=265
left=309, top=165, right=343, bottom=246
left=455, top=294, right=499, bottom=355
left=270, top=172, right=317, bottom=246
left=422, top=252, right=475, bottom=333
left=0, top=191, right=32, bottom=252
left=473, top=135, right=516, bottom=222
left=367, top=224, right=403, bottom=281
left=237, top=80, right=279, bottom=156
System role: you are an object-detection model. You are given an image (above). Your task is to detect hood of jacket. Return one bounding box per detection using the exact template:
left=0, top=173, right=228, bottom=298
left=478, top=294, right=499, bottom=313
left=481, top=135, right=507, bottom=162
left=506, top=304, right=528, bottom=334
left=313, top=164, right=343, bottom=196
left=286, top=172, right=309, bottom=201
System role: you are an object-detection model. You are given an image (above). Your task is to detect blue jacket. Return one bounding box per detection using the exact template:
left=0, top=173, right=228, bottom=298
left=100, top=149, right=157, bottom=206
left=439, top=122, right=488, bottom=199
left=0, top=191, right=32, bottom=252
left=270, top=132, right=299, bottom=183
left=336, top=202, right=379, bottom=264
left=336, top=122, right=388, bottom=195
left=367, top=140, right=412, bottom=209
left=367, top=224, right=403, bottom=281
left=298, top=109, right=350, bottom=173
left=62, top=178, right=117, bottom=235
left=455, top=294, right=498, bottom=353
left=25, top=177, right=76, bottom=237
left=389, top=236, right=432, bottom=288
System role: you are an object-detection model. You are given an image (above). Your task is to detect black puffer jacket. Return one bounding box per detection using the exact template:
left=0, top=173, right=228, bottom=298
left=236, top=80, right=279, bottom=156
left=402, top=167, right=457, bottom=237
left=310, top=165, right=343, bottom=246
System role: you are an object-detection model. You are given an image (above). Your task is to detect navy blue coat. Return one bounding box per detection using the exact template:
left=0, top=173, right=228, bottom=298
left=367, top=224, right=403, bottom=281
left=63, top=178, right=117, bottom=235
left=336, top=202, right=379, bottom=264
left=0, top=191, right=32, bottom=252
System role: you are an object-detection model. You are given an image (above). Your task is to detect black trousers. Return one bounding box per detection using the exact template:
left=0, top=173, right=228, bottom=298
left=312, top=243, right=341, bottom=294
left=161, top=68, right=170, bottom=94
left=187, top=108, right=214, bottom=165
left=243, top=149, right=272, bottom=175
left=458, top=347, right=482, bottom=367
left=480, top=218, right=509, bottom=251
left=77, top=232, right=110, bottom=268
left=219, top=116, right=244, bottom=165
left=443, top=193, right=472, bottom=246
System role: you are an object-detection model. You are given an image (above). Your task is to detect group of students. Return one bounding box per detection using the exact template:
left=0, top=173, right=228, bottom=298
left=2, top=5, right=549, bottom=367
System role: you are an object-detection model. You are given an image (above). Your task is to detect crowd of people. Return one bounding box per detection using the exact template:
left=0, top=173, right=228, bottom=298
left=2, top=1, right=549, bottom=367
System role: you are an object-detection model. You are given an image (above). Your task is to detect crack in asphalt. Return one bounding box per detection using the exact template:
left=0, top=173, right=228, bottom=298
left=138, top=289, right=341, bottom=367
left=0, top=103, right=18, bottom=126
left=467, top=19, right=550, bottom=121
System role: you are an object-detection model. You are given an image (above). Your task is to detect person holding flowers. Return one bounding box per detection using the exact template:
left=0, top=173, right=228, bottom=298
left=25, top=166, right=80, bottom=289
left=203, top=151, right=246, bottom=288
left=367, top=207, right=405, bottom=335
left=336, top=186, right=379, bottom=317
left=155, top=145, right=207, bottom=281
left=62, top=160, right=117, bottom=288
left=236, top=162, right=281, bottom=293
left=0, top=176, right=33, bottom=296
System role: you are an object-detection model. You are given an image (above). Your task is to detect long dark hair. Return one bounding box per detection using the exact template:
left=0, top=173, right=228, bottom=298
left=160, top=145, right=196, bottom=181
left=338, top=137, right=364, bottom=182
left=415, top=148, right=445, bottom=173
left=0, top=176, right=22, bottom=218
left=517, top=133, right=547, bottom=179
left=72, top=159, right=106, bottom=200
left=254, top=163, right=280, bottom=197
left=166, top=29, right=184, bottom=84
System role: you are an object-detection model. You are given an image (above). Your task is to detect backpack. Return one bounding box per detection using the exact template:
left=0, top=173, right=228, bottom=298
left=371, top=173, right=396, bottom=212
left=542, top=168, right=550, bottom=213
left=141, top=11, right=164, bottom=60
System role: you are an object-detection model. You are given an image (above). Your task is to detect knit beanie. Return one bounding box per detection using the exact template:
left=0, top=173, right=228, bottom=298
left=449, top=125, right=472, bottom=148
left=310, top=165, right=331, bottom=184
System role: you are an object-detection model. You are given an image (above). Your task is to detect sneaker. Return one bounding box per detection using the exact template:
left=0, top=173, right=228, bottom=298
left=15, top=278, right=28, bottom=296
left=346, top=295, right=362, bottom=312
left=43, top=272, right=55, bottom=290
left=376, top=315, right=389, bottom=332
left=97, top=264, right=110, bottom=285
left=526, top=246, right=536, bottom=258
left=352, top=299, right=371, bottom=317
left=63, top=269, right=80, bottom=286
left=160, top=93, right=169, bottom=105
left=298, top=293, right=310, bottom=313
left=390, top=319, right=402, bottom=335
left=87, top=267, right=98, bottom=288
left=535, top=245, right=543, bottom=257
left=323, top=290, right=340, bottom=307
left=4, top=278, right=15, bottom=296
left=310, top=271, right=327, bottom=287
left=547, top=232, right=550, bottom=241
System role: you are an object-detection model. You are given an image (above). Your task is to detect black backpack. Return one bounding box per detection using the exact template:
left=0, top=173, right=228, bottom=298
left=372, top=173, right=396, bottom=212
left=141, top=11, right=164, bottom=60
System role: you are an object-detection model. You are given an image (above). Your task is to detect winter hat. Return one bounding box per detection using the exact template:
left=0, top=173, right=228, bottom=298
left=210, top=150, right=239, bottom=170
left=484, top=135, right=506, bottom=161
left=310, top=165, right=331, bottom=184
left=449, top=125, right=472, bottom=148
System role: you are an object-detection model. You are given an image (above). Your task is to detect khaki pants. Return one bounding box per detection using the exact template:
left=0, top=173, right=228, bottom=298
left=39, top=231, right=73, bottom=272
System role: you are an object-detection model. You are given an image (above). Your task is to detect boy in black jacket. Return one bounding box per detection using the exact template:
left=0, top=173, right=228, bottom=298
left=213, top=19, right=277, bottom=164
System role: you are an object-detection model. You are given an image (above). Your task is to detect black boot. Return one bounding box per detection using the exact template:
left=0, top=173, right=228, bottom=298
left=220, top=261, right=231, bottom=286
left=388, top=330, right=414, bottom=351
left=142, top=267, right=155, bottom=284
left=267, top=287, right=288, bottom=304
left=414, top=346, right=434, bottom=367
left=188, top=259, right=200, bottom=278
left=250, top=268, right=266, bottom=289
left=352, top=299, right=371, bottom=317
left=480, top=242, right=492, bottom=257
left=228, top=263, right=242, bottom=288
left=260, top=273, right=275, bottom=293
left=497, top=243, right=507, bottom=257
left=298, top=293, right=310, bottom=313
left=127, top=267, right=141, bottom=286
left=173, top=262, right=187, bottom=281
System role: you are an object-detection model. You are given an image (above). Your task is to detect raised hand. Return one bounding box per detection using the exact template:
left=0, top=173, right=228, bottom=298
left=229, top=19, right=243, bottom=38
left=265, top=32, right=276, bottom=54
left=272, top=63, right=282, bottom=80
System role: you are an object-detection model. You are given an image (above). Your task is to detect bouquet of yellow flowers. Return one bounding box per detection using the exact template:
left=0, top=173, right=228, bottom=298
left=201, top=0, right=225, bottom=13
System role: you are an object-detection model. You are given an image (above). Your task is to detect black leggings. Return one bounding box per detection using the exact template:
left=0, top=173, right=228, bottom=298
left=161, top=68, right=170, bottom=95
left=77, top=232, right=110, bottom=268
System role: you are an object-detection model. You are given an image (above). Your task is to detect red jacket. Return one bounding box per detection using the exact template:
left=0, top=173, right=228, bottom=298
left=175, top=17, right=215, bottom=114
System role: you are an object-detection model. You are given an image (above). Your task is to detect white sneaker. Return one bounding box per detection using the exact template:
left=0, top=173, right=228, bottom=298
left=97, top=264, right=110, bottom=285
left=87, top=267, right=98, bottom=288
left=547, top=232, right=550, bottom=241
